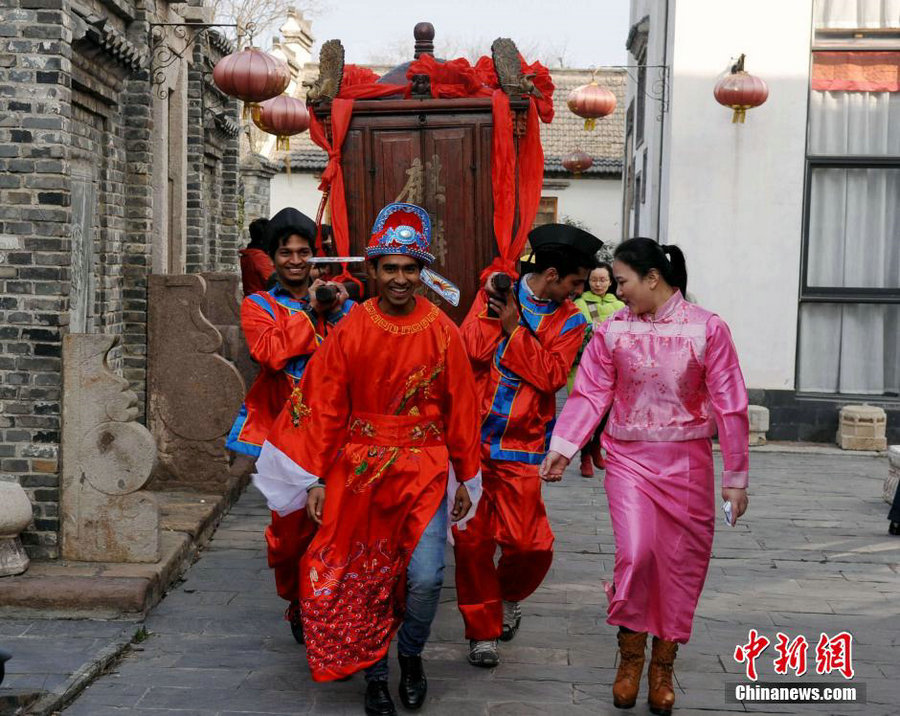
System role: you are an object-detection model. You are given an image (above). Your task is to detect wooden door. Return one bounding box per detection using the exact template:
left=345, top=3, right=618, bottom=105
left=339, top=101, right=498, bottom=323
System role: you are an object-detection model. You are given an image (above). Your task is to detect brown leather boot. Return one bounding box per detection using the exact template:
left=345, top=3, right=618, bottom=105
left=647, top=636, right=678, bottom=715
left=612, top=629, right=647, bottom=708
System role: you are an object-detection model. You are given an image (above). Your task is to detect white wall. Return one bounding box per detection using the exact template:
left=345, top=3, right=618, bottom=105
left=627, top=0, right=672, bottom=240
left=269, top=171, right=324, bottom=220
left=271, top=172, right=624, bottom=251
left=545, top=177, right=623, bottom=247
left=662, top=0, right=813, bottom=390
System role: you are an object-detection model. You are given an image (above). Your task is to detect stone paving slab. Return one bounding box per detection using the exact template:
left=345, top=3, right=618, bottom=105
left=0, top=623, right=135, bottom=715
left=0, top=475, right=250, bottom=621
left=0, top=450, right=897, bottom=715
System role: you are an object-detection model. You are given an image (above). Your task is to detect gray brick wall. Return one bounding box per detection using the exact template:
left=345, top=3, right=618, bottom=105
left=240, top=154, right=278, bottom=231
left=120, top=10, right=154, bottom=416
left=0, top=0, right=245, bottom=560
left=185, top=34, right=241, bottom=274
left=0, top=0, right=74, bottom=559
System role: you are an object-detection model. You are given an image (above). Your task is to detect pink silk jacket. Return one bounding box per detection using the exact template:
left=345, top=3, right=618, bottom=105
left=549, top=291, right=750, bottom=488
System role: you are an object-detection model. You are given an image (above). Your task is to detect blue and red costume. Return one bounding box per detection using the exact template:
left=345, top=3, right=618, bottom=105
left=227, top=283, right=353, bottom=603
left=453, top=277, right=586, bottom=640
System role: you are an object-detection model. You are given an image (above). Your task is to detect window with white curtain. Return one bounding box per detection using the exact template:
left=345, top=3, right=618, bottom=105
left=798, top=0, right=900, bottom=396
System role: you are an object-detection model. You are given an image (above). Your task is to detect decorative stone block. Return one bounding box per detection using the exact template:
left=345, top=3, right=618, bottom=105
left=147, top=275, right=245, bottom=492
left=200, top=272, right=258, bottom=391
left=884, top=445, right=900, bottom=504
left=0, top=481, right=32, bottom=576
left=836, top=404, right=888, bottom=451
left=61, top=334, right=160, bottom=563
left=748, top=405, right=769, bottom=446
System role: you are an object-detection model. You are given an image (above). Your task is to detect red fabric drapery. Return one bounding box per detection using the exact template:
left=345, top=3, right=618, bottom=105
left=308, top=98, right=359, bottom=287
left=481, top=57, right=554, bottom=284
left=406, top=54, right=492, bottom=99
left=339, top=64, right=406, bottom=99
left=481, top=89, right=546, bottom=284
left=812, top=52, right=900, bottom=92
left=307, top=56, right=555, bottom=287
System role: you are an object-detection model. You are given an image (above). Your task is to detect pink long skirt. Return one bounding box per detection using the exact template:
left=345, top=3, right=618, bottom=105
left=601, top=434, right=716, bottom=643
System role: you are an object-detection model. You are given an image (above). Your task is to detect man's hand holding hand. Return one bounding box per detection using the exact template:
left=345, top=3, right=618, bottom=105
left=539, top=450, right=569, bottom=482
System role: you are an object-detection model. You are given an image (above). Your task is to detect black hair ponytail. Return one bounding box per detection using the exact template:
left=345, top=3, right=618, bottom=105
left=613, top=237, right=688, bottom=296
left=660, top=245, right=687, bottom=296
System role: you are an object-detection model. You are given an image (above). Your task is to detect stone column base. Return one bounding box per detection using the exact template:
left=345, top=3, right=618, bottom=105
left=836, top=404, right=888, bottom=451
left=749, top=405, right=770, bottom=446
left=0, top=536, right=29, bottom=577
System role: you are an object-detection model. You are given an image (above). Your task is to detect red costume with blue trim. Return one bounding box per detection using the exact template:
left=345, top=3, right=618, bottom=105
left=252, top=203, right=483, bottom=680
left=227, top=285, right=353, bottom=457
left=453, top=276, right=587, bottom=640
left=227, top=283, right=353, bottom=604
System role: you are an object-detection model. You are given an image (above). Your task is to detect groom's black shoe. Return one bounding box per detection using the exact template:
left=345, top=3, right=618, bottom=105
left=398, top=653, right=427, bottom=710
left=364, top=679, right=397, bottom=716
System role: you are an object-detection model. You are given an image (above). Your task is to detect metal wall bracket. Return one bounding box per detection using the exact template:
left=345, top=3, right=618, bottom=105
left=596, top=64, right=670, bottom=119
left=149, top=21, right=252, bottom=99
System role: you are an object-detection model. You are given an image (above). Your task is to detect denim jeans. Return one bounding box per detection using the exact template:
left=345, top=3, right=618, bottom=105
left=365, top=497, right=448, bottom=682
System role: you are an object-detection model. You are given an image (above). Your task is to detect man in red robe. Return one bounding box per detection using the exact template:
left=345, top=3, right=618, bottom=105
left=453, top=223, right=602, bottom=667
left=226, top=207, right=353, bottom=643
left=239, top=217, right=275, bottom=295
left=253, top=203, right=482, bottom=716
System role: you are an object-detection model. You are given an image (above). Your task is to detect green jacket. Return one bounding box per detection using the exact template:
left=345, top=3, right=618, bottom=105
left=567, top=291, right=625, bottom=392
left=574, top=291, right=625, bottom=324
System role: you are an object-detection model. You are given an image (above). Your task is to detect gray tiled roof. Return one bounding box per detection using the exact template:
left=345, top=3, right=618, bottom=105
left=276, top=67, right=625, bottom=177
left=541, top=68, right=626, bottom=176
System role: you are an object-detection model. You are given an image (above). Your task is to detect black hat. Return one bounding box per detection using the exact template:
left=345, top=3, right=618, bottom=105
left=266, top=207, right=317, bottom=254
left=528, top=223, right=603, bottom=261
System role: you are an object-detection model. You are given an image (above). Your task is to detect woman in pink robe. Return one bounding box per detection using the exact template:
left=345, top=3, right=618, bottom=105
left=540, top=238, right=749, bottom=716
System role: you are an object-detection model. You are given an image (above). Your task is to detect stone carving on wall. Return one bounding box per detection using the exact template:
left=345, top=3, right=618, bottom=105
left=69, top=165, right=97, bottom=333
left=201, top=272, right=258, bottom=389
left=148, top=275, right=245, bottom=491
left=61, top=334, right=160, bottom=563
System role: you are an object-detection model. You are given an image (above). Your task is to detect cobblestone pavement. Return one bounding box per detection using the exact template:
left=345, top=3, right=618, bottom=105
left=23, top=451, right=900, bottom=714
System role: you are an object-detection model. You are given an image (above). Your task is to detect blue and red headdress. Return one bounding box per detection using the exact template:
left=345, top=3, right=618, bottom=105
left=366, top=203, right=435, bottom=264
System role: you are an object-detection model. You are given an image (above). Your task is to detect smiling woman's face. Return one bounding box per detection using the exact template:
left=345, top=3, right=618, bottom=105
left=613, top=260, right=659, bottom=315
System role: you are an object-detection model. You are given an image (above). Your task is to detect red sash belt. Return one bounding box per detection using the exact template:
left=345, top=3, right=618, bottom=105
left=347, top=413, right=445, bottom=447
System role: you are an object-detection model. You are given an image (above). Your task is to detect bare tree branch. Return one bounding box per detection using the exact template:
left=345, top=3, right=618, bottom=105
left=209, top=0, right=324, bottom=45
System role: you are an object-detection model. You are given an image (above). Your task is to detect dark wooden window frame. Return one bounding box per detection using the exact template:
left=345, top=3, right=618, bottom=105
left=795, top=38, right=900, bottom=398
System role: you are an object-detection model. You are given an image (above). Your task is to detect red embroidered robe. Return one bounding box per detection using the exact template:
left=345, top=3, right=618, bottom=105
left=253, top=296, right=482, bottom=681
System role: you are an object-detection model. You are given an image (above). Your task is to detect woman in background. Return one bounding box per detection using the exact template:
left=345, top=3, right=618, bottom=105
left=569, top=262, right=625, bottom=477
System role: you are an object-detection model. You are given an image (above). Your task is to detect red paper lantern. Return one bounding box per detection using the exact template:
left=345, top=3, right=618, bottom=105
left=562, top=150, right=593, bottom=175
left=253, top=95, right=310, bottom=150
left=567, top=81, right=617, bottom=131
left=213, top=48, right=290, bottom=117
left=714, top=54, right=768, bottom=123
